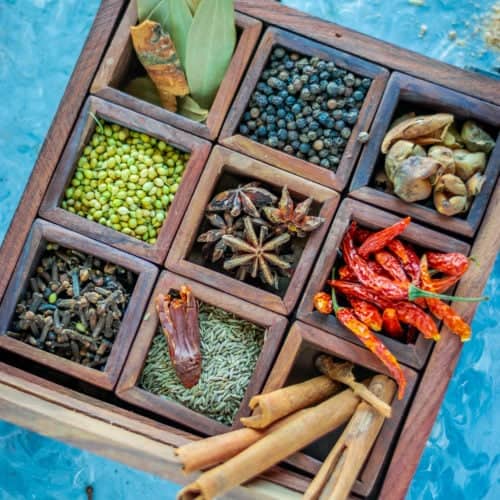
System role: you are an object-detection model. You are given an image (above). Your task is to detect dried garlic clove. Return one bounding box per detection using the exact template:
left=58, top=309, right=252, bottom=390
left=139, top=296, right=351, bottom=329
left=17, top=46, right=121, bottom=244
left=452, top=149, right=486, bottom=180
left=392, top=156, right=440, bottom=202
left=381, top=113, right=454, bottom=154
left=461, top=121, right=495, bottom=153
left=466, top=172, right=486, bottom=197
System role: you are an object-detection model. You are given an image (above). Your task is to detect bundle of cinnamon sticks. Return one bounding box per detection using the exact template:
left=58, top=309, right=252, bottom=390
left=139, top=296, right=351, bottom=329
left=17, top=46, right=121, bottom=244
left=175, top=356, right=396, bottom=500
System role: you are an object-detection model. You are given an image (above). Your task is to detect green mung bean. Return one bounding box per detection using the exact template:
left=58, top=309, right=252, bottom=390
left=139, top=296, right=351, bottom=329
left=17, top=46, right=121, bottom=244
left=140, top=303, right=265, bottom=425
left=61, top=119, right=190, bottom=244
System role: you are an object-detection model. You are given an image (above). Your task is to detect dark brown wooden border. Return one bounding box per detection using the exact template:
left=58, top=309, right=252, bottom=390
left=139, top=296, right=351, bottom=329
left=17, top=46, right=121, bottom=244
left=39, top=96, right=211, bottom=264
left=91, top=0, right=263, bottom=141
left=166, top=146, right=340, bottom=316
left=0, top=220, right=158, bottom=390
left=0, top=0, right=128, bottom=305
left=234, top=0, right=500, bottom=107
left=297, top=198, right=470, bottom=369
left=116, top=270, right=288, bottom=436
left=349, top=72, right=500, bottom=238
left=220, top=27, right=389, bottom=192
left=262, top=321, right=418, bottom=496
left=380, top=180, right=500, bottom=499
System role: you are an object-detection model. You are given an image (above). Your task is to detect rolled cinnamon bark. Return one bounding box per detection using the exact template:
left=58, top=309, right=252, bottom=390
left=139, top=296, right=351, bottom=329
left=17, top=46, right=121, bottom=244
left=240, top=375, right=341, bottom=429
left=304, top=375, right=396, bottom=500
left=177, top=388, right=360, bottom=500
left=176, top=410, right=305, bottom=474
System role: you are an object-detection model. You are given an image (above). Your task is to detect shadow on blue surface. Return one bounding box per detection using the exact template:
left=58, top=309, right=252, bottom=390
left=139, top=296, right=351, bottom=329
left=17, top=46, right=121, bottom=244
left=0, top=0, right=498, bottom=499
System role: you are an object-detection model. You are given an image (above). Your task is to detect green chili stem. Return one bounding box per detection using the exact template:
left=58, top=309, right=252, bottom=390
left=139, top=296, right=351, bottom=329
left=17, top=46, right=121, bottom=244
left=408, top=284, right=489, bottom=302
left=330, top=267, right=341, bottom=313
left=89, top=111, right=104, bottom=134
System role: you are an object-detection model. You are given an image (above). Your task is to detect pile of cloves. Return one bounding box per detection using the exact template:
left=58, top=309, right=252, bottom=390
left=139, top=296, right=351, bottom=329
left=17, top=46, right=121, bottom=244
left=8, top=243, right=135, bottom=370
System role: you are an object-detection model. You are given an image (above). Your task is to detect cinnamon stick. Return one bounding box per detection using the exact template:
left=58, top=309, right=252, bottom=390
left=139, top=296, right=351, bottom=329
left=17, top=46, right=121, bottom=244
left=177, top=388, right=360, bottom=500
left=304, top=375, right=396, bottom=500
left=315, top=356, right=392, bottom=418
left=240, top=375, right=341, bottom=429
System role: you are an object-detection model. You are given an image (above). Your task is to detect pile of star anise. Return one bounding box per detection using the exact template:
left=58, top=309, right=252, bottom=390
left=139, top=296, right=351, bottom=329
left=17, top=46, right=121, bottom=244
left=197, top=182, right=325, bottom=289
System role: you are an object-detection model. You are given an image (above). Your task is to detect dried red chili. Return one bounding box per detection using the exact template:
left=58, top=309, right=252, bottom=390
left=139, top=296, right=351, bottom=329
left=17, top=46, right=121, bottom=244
left=396, top=302, right=440, bottom=341
left=339, top=261, right=387, bottom=281
left=430, top=274, right=460, bottom=293
left=421, top=256, right=472, bottom=342
left=313, top=291, right=333, bottom=315
left=386, top=239, right=421, bottom=284
left=382, top=308, right=404, bottom=339
left=427, top=252, right=469, bottom=277
left=358, top=217, right=411, bottom=258
left=331, top=287, right=406, bottom=399
left=353, top=227, right=372, bottom=244
left=328, top=279, right=392, bottom=310
left=349, top=298, right=383, bottom=331
left=375, top=250, right=408, bottom=282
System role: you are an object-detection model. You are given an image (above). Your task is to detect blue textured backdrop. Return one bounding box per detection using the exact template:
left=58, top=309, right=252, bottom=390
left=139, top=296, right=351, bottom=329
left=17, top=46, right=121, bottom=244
left=0, top=1, right=498, bottom=499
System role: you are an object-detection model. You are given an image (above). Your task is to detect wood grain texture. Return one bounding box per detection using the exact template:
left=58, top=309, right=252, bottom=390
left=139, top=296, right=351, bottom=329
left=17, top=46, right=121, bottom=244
left=116, top=270, right=288, bottom=436
left=91, top=0, right=263, bottom=140
left=379, top=180, right=500, bottom=500
left=296, top=198, right=470, bottom=369
left=166, top=146, right=340, bottom=315
left=0, top=220, right=158, bottom=390
left=261, top=321, right=418, bottom=497
left=220, top=27, right=389, bottom=192
left=349, top=72, right=500, bottom=238
left=0, top=0, right=127, bottom=305
left=39, top=96, right=211, bottom=264
left=234, top=0, right=500, bottom=106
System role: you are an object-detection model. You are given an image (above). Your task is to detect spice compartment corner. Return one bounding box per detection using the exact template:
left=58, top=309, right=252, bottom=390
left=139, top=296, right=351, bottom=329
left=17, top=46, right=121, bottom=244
left=297, top=197, right=471, bottom=370
left=0, top=219, right=158, bottom=391
left=165, top=145, right=340, bottom=316
left=348, top=72, right=500, bottom=238
left=90, top=0, right=263, bottom=141
left=116, top=269, right=288, bottom=436
left=39, top=95, right=211, bottom=265
left=219, top=26, right=389, bottom=192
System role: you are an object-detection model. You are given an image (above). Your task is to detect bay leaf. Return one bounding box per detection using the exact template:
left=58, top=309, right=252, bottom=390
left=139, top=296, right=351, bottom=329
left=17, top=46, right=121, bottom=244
left=165, top=0, right=192, bottom=70
left=178, top=95, right=209, bottom=122
left=123, top=76, right=163, bottom=107
left=137, top=0, right=169, bottom=30
left=186, top=0, right=202, bottom=14
left=185, top=0, right=236, bottom=109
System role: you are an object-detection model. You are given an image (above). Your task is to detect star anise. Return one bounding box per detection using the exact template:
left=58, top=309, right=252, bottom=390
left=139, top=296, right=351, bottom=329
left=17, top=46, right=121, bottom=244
left=197, top=213, right=243, bottom=262
left=207, top=182, right=277, bottom=218
left=222, top=217, right=291, bottom=288
left=263, top=186, right=325, bottom=238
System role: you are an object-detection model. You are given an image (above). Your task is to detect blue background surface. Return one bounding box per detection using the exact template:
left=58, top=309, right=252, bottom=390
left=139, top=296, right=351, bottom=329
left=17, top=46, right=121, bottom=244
left=0, top=1, right=498, bottom=498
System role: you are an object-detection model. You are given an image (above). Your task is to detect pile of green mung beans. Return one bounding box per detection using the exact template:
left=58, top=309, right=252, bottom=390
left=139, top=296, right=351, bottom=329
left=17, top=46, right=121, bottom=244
left=140, top=303, right=265, bottom=425
left=62, top=120, right=190, bottom=244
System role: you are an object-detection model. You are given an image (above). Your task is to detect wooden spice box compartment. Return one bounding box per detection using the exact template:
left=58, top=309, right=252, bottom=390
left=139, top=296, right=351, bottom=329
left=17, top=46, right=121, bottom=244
left=0, top=0, right=499, bottom=498
left=349, top=72, right=500, bottom=238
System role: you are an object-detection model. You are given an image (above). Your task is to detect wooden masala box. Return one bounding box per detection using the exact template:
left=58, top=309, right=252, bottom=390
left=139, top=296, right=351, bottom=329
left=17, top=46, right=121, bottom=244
left=0, top=0, right=499, bottom=499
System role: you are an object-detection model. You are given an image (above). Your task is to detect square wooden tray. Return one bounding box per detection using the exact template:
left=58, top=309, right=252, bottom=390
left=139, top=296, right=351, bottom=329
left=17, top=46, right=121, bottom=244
left=166, top=145, right=340, bottom=315
left=116, top=270, right=288, bottom=436
left=91, top=0, right=262, bottom=141
left=39, top=96, right=211, bottom=264
left=263, top=321, right=417, bottom=497
left=0, top=219, right=158, bottom=391
left=349, top=72, right=500, bottom=238
left=220, top=26, right=389, bottom=192
left=297, top=198, right=470, bottom=369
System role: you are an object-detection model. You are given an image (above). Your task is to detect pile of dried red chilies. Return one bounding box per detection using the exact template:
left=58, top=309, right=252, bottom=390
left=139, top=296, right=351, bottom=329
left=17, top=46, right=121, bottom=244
left=313, top=216, right=487, bottom=399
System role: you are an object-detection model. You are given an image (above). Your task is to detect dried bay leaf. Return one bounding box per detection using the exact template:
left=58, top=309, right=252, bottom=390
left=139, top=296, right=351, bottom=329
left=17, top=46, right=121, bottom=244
left=165, top=0, right=192, bottom=70
left=178, top=95, right=209, bottom=122
left=123, top=76, right=163, bottom=107
left=185, top=0, right=236, bottom=109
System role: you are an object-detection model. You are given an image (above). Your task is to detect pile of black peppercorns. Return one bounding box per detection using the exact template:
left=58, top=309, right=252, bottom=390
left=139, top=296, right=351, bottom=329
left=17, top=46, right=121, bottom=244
left=238, top=46, right=371, bottom=171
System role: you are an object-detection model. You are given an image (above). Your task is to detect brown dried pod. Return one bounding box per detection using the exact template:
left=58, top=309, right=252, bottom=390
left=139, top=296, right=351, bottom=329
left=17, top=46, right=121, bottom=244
left=381, top=113, right=454, bottom=154
left=452, top=149, right=486, bottom=180
left=130, top=20, right=189, bottom=112
left=433, top=174, right=468, bottom=216
left=392, top=156, right=441, bottom=202
left=155, top=287, right=202, bottom=389
left=461, top=120, right=495, bottom=153
left=384, top=140, right=426, bottom=182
